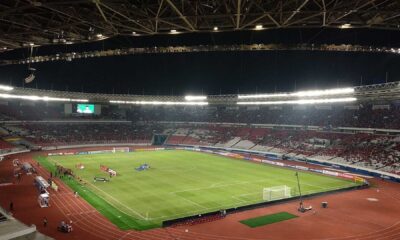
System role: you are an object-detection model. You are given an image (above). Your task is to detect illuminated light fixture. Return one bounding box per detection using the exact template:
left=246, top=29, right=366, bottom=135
left=29, top=43, right=34, bottom=46
left=238, top=87, right=354, bottom=99
left=170, top=29, right=178, bottom=34
left=0, top=85, right=14, bottom=91
left=238, top=93, right=289, bottom=99
left=292, top=87, right=354, bottom=97
left=109, top=100, right=208, bottom=106
left=185, top=95, right=207, bottom=101
left=96, top=33, right=103, bottom=38
left=0, top=93, right=88, bottom=102
left=255, top=25, right=263, bottom=30
left=341, top=23, right=351, bottom=29
left=69, top=99, right=89, bottom=102
left=213, top=26, right=218, bottom=31
left=237, top=97, right=357, bottom=105
left=132, top=31, right=137, bottom=35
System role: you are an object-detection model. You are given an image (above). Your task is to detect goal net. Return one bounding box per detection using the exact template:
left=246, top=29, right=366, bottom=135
left=112, top=147, right=130, bottom=153
left=263, top=185, right=292, bottom=201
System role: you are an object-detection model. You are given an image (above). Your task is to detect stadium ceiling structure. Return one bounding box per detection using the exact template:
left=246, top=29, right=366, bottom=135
left=1, top=0, right=400, bottom=50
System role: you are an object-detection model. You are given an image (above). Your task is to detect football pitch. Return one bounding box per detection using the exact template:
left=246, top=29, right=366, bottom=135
left=37, top=150, right=361, bottom=230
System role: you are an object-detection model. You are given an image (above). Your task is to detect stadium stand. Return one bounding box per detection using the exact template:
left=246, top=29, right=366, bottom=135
left=1, top=123, right=157, bottom=146
left=160, top=124, right=400, bottom=175
left=127, top=104, right=400, bottom=129
left=0, top=139, right=15, bottom=150
left=1, top=100, right=400, bottom=175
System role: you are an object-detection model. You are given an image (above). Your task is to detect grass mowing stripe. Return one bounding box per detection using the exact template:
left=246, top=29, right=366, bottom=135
left=35, top=156, right=160, bottom=230
left=37, top=150, right=360, bottom=230
left=240, top=212, right=298, bottom=228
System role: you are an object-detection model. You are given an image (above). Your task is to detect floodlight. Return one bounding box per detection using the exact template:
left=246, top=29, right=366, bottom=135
left=96, top=33, right=103, bottom=38
left=237, top=97, right=357, bottom=105
left=110, top=100, right=208, bottom=106
left=0, top=93, right=88, bottom=102
left=0, top=85, right=14, bottom=91
left=213, top=26, right=218, bottom=31
left=185, top=95, right=207, bottom=101
left=238, top=93, right=289, bottom=99
left=238, top=87, right=354, bottom=99
left=170, top=29, right=178, bottom=34
left=292, top=87, right=354, bottom=97
left=255, top=25, right=263, bottom=30
left=341, top=23, right=351, bottom=29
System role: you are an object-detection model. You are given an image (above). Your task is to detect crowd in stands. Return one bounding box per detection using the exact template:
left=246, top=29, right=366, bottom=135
left=0, top=103, right=124, bottom=121
left=2, top=101, right=400, bottom=130
left=163, top=125, right=400, bottom=175
left=0, top=123, right=159, bottom=146
left=128, top=104, right=400, bottom=129
left=0, top=102, right=400, bottom=176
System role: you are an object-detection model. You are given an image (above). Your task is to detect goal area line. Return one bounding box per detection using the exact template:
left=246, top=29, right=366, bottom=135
left=162, top=183, right=369, bottom=227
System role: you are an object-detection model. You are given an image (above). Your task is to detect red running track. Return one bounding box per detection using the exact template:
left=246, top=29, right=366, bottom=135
left=1, top=150, right=400, bottom=240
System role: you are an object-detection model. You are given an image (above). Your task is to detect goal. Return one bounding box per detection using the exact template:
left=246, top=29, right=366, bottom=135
left=263, top=185, right=292, bottom=201
left=112, top=147, right=130, bottom=153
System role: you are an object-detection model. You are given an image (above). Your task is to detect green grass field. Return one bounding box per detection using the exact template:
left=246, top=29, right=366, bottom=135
left=37, top=150, right=360, bottom=230
left=240, top=212, right=298, bottom=228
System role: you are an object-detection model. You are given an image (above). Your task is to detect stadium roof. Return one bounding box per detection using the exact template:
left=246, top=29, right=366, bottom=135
left=1, top=0, right=400, bottom=51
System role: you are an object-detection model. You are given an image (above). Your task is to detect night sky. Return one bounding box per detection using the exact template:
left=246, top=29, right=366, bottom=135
left=1, top=28, right=400, bottom=95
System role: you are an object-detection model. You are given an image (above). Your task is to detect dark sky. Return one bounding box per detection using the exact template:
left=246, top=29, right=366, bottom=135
left=1, top=28, right=400, bottom=95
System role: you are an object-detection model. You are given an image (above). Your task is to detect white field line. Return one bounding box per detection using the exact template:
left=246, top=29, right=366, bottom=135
left=231, top=196, right=249, bottom=204
left=48, top=156, right=149, bottom=220
left=170, top=192, right=209, bottom=210
left=75, top=177, right=356, bottom=221
left=86, top=181, right=356, bottom=222
left=170, top=179, right=272, bottom=194
left=84, top=180, right=148, bottom=220
left=47, top=155, right=358, bottom=222
left=170, top=175, right=349, bottom=195
left=128, top=180, right=356, bottom=220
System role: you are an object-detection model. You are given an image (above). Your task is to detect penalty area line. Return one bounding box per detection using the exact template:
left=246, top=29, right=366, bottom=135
left=45, top=157, right=150, bottom=220
left=84, top=180, right=148, bottom=220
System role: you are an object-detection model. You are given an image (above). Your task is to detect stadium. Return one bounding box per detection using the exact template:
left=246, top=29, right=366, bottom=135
left=1, top=1, right=400, bottom=240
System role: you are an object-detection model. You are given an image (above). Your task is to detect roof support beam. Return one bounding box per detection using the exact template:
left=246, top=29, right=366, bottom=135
left=155, top=0, right=165, bottom=33
left=165, top=0, right=195, bottom=31
left=329, top=0, right=378, bottom=24
left=93, top=0, right=117, bottom=33
left=97, top=2, right=154, bottom=34
left=0, top=39, right=20, bottom=48
left=321, top=0, right=326, bottom=26
left=283, top=0, right=310, bottom=26
left=240, top=12, right=281, bottom=29
left=236, top=0, right=241, bottom=29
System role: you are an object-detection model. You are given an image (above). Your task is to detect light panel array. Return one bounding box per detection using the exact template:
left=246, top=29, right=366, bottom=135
left=0, top=85, right=14, bottom=91
left=0, top=93, right=88, bottom=102
left=238, top=87, right=354, bottom=99
left=237, top=97, right=357, bottom=105
left=110, top=100, right=208, bottom=106
left=184, top=95, right=207, bottom=101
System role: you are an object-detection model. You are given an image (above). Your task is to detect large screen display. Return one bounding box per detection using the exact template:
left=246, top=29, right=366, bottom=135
left=76, top=104, right=95, bottom=114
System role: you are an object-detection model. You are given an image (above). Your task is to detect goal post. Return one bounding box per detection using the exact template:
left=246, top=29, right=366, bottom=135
left=263, top=185, right=292, bottom=201
left=112, top=147, right=130, bottom=153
